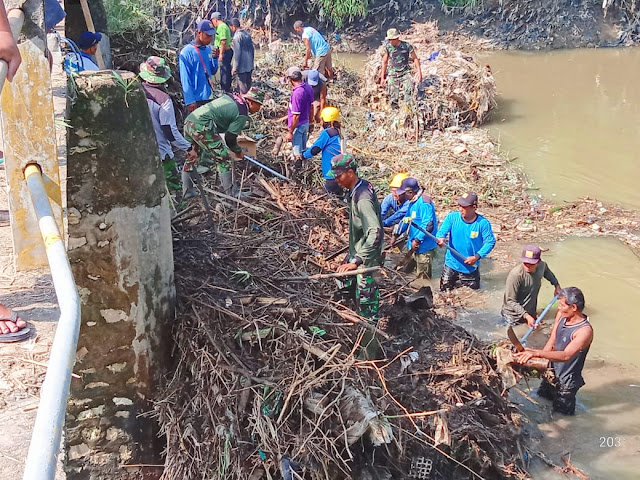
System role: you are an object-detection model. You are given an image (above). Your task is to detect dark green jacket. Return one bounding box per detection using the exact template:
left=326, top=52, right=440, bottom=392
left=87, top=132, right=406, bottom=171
left=348, top=179, right=383, bottom=267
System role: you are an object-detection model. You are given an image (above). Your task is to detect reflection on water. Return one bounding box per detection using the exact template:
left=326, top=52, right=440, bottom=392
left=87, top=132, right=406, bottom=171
left=482, top=49, right=640, bottom=210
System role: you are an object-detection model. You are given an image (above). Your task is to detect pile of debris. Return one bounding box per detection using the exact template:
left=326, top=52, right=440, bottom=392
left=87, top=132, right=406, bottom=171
left=155, top=179, right=530, bottom=480
left=361, top=22, right=497, bottom=131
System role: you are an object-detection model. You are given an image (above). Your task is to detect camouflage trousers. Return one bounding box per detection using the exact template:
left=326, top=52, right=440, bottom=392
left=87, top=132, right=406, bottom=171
left=387, top=73, right=415, bottom=107
left=339, top=272, right=380, bottom=319
left=183, top=120, right=231, bottom=174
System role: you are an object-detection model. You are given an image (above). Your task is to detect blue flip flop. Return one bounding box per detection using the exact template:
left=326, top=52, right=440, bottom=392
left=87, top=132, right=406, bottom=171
left=0, top=312, right=31, bottom=343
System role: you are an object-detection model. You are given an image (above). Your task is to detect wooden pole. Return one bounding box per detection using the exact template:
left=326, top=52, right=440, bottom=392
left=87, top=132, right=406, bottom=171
left=79, top=0, right=106, bottom=69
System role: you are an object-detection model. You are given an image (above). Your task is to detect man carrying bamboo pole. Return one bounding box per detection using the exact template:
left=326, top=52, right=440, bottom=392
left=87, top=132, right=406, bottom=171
left=329, top=154, right=383, bottom=319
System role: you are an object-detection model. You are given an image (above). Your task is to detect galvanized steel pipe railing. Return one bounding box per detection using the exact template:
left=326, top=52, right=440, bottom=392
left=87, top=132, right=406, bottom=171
left=22, top=165, right=81, bottom=480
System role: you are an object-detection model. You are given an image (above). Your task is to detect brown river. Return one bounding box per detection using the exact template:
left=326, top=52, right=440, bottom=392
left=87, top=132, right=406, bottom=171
left=333, top=49, right=640, bottom=479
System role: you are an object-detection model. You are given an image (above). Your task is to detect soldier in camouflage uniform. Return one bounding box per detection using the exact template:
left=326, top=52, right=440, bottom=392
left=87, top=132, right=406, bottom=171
left=379, top=28, right=423, bottom=108
left=329, top=154, right=383, bottom=320
left=183, top=88, right=264, bottom=197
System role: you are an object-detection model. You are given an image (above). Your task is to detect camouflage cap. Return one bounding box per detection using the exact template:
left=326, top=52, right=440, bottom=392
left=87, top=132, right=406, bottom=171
left=242, top=87, right=265, bottom=105
left=327, top=153, right=356, bottom=178
left=139, top=56, right=171, bottom=84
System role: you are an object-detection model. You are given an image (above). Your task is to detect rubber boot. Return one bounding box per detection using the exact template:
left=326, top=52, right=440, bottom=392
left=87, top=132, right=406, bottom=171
left=182, top=170, right=197, bottom=200
left=219, top=171, right=234, bottom=196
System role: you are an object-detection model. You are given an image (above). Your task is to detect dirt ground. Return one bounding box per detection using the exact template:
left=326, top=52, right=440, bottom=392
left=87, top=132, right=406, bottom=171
left=0, top=47, right=67, bottom=479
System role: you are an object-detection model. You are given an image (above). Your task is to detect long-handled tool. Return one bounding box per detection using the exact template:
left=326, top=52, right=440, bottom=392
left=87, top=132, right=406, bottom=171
left=402, top=220, right=473, bottom=267
left=244, top=154, right=290, bottom=182
left=507, top=295, right=559, bottom=352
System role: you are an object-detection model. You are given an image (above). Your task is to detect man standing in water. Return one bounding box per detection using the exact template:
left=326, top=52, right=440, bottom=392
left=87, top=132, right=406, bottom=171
left=515, top=287, right=593, bottom=415
left=502, top=245, right=562, bottom=327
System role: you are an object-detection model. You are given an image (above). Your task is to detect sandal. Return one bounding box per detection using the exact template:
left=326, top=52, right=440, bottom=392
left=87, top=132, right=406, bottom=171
left=0, top=310, right=31, bottom=343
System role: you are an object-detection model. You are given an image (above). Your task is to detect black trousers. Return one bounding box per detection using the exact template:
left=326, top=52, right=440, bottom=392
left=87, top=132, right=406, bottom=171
left=538, top=377, right=580, bottom=415
left=236, top=71, right=252, bottom=94
left=220, top=49, right=234, bottom=92
left=440, top=264, right=480, bottom=291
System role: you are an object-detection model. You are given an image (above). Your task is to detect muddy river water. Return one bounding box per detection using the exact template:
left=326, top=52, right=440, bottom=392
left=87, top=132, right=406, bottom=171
left=333, top=49, right=640, bottom=478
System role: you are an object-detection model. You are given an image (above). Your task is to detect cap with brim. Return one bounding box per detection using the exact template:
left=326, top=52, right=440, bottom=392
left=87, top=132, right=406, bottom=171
left=307, top=70, right=320, bottom=86
left=457, top=191, right=478, bottom=207
left=139, top=56, right=171, bottom=84
left=386, top=28, right=400, bottom=40
left=521, top=245, right=542, bottom=264
left=197, top=19, right=216, bottom=35
left=327, top=153, right=356, bottom=178
left=211, top=12, right=223, bottom=20
left=77, top=31, right=102, bottom=49
left=394, top=177, right=419, bottom=195
left=286, top=66, right=302, bottom=79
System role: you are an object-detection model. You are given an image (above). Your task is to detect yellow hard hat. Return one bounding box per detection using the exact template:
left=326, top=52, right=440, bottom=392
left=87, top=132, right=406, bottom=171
left=320, top=106, right=340, bottom=123
left=389, top=173, right=409, bottom=188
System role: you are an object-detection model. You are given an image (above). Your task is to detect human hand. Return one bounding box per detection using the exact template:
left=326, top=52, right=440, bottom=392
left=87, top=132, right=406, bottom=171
left=514, top=349, right=537, bottom=364
left=337, top=262, right=358, bottom=273
left=186, top=148, right=198, bottom=163
left=525, top=313, right=537, bottom=328
left=285, top=131, right=293, bottom=143
left=464, top=255, right=478, bottom=266
left=416, top=73, right=423, bottom=84
left=554, top=285, right=562, bottom=296
left=0, top=31, right=21, bottom=82
left=436, top=238, right=445, bottom=247
left=234, top=150, right=243, bottom=159
left=187, top=103, right=197, bottom=112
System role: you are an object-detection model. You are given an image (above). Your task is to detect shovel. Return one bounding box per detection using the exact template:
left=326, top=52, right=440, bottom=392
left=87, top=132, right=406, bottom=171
left=507, top=295, right=559, bottom=352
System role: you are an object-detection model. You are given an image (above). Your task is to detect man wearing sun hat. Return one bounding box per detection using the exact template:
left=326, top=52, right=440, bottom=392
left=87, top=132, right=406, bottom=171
left=379, top=28, right=422, bottom=108
left=183, top=88, right=264, bottom=197
left=329, top=153, right=383, bottom=320
left=435, top=191, right=495, bottom=291
left=502, top=245, right=562, bottom=327
left=140, top=56, right=191, bottom=195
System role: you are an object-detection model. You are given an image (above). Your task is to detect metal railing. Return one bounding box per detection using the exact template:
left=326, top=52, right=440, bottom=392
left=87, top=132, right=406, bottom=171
left=1, top=9, right=82, bottom=480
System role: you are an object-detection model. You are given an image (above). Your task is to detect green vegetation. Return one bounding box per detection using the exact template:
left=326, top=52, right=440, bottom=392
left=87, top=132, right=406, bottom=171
left=104, top=0, right=155, bottom=35
left=315, top=0, right=369, bottom=27
left=441, top=0, right=478, bottom=7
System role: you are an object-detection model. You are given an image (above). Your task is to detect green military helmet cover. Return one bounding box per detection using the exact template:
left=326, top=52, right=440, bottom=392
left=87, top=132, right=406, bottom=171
left=139, top=56, right=171, bottom=84
left=327, top=153, right=357, bottom=179
left=243, top=87, right=265, bottom=105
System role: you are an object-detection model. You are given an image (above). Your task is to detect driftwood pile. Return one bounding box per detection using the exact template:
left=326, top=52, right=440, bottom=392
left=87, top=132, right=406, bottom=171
left=156, top=177, right=530, bottom=480
left=361, top=22, right=497, bottom=131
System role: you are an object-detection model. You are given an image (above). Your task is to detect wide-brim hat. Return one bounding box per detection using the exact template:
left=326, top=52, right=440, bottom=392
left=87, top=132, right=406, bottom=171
left=139, top=56, right=171, bottom=84
left=386, top=28, right=400, bottom=40
left=243, top=88, right=265, bottom=105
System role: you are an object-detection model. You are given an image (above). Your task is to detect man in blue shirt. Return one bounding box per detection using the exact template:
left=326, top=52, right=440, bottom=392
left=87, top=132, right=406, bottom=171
left=435, top=191, right=495, bottom=291
left=179, top=20, right=218, bottom=112
left=76, top=31, right=102, bottom=71
left=302, top=106, right=343, bottom=195
left=380, top=172, right=410, bottom=228
left=391, top=178, right=438, bottom=279
left=293, top=20, right=333, bottom=80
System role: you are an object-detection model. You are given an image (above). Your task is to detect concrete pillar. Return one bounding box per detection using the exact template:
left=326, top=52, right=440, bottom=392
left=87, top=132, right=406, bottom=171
left=65, top=71, right=174, bottom=477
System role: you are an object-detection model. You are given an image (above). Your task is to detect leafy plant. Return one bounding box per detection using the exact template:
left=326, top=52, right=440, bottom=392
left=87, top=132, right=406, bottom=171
left=314, top=0, right=369, bottom=27
left=104, top=0, right=155, bottom=36
left=111, top=71, right=138, bottom=107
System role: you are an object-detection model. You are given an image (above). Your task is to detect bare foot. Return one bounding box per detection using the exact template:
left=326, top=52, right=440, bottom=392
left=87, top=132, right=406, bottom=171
left=0, top=304, right=26, bottom=334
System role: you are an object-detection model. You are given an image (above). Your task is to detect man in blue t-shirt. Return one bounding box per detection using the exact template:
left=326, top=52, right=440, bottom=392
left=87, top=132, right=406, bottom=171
left=391, top=178, right=438, bottom=280
left=293, top=20, right=334, bottom=80
left=435, top=191, right=495, bottom=291
left=179, top=20, right=218, bottom=112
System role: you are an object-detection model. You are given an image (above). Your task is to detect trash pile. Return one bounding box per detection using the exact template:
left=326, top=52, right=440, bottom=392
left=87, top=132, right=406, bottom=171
left=155, top=179, right=530, bottom=480
left=361, top=22, right=497, bottom=131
